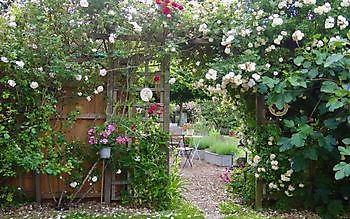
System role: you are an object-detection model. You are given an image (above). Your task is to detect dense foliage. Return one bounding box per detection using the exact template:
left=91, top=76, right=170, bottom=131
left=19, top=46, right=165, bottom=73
left=1, top=0, right=350, bottom=216
left=191, top=0, right=350, bottom=216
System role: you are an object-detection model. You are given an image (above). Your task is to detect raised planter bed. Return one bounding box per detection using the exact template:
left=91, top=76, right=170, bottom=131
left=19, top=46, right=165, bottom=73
left=195, top=149, right=206, bottom=160
left=204, top=150, right=233, bottom=167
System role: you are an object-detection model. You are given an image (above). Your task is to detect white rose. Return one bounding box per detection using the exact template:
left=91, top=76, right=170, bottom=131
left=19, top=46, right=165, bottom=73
left=91, top=176, right=98, bottom=183
left=292, top=30, right=304, bottom=42
left=224, top=47, right=231, bottom=54
left=15, top=60, right=25, bottom=68
left=79, top=0, right=89, bottom=8
left=97, top=85, right=104, bottom=93
left=272, top=17, right=283, bottom=27
left=99, top=69, right=107, bottom=77
left=270, top=154, right=276, bottom=160
left=75, top=74, right=82, bottom=81
left=337, top=15, right=349, bottom=30
left=325, top=17, right=335, bottom=29
left=7, top=79, right=16, bottom=87
left=109, top=33, right=116, bottom=43
left=1, top=56, right=9, bottom=63
left=252, top=73, right=261, bottom=81
left=69, top=182, right=78, bottom=188
left=77, top=92, right=83, bottom=96
left=86, top=96, right=92, bottom=102
left=30, top=81, right=39, bottom=89
left=303, top=0, right=316, bottom=5
left=169, top=78, right=176, bottom=85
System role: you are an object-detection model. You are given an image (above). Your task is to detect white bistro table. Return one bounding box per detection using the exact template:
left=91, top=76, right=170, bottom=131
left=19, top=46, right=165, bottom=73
left=184, top=135, right=203, bottom=162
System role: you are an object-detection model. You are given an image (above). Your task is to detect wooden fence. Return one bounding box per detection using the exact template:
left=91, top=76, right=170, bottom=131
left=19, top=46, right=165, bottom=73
left=3, top=93, right=109, bottom=202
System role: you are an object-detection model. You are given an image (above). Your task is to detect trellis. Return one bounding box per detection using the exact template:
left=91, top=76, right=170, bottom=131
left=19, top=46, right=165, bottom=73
left=90, top=32, right=171, bottom=203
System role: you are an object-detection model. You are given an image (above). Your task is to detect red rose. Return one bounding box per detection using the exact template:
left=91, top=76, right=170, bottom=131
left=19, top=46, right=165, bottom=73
left=171, top=2, right=179, bottom=7
left=164, top=0, right=171, bottom=3
left=150, top=105, right=157, bottom=111
left=155, top=0, right=162, bottom=4
left=153, top=74, right=160, bottom=82
left=162, top=6, right=171, bottom=15
left=177, top=4, right=184, bottom=10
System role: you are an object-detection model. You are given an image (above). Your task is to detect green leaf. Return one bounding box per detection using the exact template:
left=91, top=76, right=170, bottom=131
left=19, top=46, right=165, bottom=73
left=318, top=135, right=336, bottom=152
left=304, top=147, right=318, bottom=160
left=333, top=162, right=350, bottom=180
left=342, top=138, right=350, bottom=145
left=283, top=120, right=295, bottom=128
left=289, top=76, right=307, bottom=88
left=338, top=146, right=350, bottom=156
left=261, top=76, right=279, bottom=89
left=294, top=56, right=304, bottom=66
left=307, top=69, right=319, bottom=79
left=291, top=133, right=306, bottom=147
left=292, top=155, right=308, bottom=171
left=321, top=81, right=339, bottom=93
left=324, top=118, right=339, bottom=129
left=326, top=99, right=344, bottom=112
left=3, top=134, right=10, bottom=139
left=278, top=137, right=293, bottom=152
left=324, top=54, right=344, bottom=67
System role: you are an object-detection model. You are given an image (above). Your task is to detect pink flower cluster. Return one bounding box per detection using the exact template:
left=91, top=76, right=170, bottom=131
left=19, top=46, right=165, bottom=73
left=220, top=168, right=232, bottom=183
left=87, top=123, right=128, bottom=146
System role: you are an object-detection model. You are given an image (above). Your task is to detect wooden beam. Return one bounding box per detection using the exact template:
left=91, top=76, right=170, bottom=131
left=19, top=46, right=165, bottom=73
left=103, top=162, right=112, bottom=204
left=34, top=171, right=42, bottom=203
left=255, top=94, right=265, bottom=210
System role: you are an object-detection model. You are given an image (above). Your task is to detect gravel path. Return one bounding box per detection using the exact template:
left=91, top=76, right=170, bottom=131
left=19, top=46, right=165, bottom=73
left=179, top=159, right=230, bottom=218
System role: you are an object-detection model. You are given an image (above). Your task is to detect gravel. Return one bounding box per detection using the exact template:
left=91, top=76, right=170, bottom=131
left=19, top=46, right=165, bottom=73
left=179, top=159, right=230, bottom=218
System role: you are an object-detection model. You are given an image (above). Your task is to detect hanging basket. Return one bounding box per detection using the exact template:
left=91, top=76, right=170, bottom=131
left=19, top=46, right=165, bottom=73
left=100, top=147, right=111, bottom=159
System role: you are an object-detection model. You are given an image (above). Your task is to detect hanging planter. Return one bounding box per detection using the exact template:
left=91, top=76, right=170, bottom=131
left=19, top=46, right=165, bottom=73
left=100, top=147, right=111, bottom=159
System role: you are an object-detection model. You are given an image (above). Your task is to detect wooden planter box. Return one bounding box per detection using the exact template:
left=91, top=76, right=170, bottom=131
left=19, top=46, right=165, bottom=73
left=204, top=151, right=233, bottom=167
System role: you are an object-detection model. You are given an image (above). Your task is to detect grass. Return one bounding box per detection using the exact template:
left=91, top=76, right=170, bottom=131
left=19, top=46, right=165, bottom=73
left=63, top=200, right=204, bottom=219
left=209, top=137, right=239, bottom=155
left=219, top=202, right=283, bottom=219
left=192, top=136, right=246, bottom=156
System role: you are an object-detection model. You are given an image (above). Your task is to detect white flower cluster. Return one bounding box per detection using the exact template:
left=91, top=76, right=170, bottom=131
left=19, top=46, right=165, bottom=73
left=169, top=77, right=176, bottom=85
left=222, top=72, right=243, bottom=88
left=8, top=15, right=17, bottom=28
left=238, top=62, right=256, bottom=72
left=93, top=85, right=104, bottom=94
left=314, top=2, right=331, bottom=15
left=303, top=0, right=316, bottom=5
left=271, top=14, right=283, bottom=27
left=199, top=23, right=210, bottom=35
left=292, top=30, right=304, bottom=42
left=205, top=69, right=217, bottom=80
left=207, top=84, right=226, bottom=95
left=129, top=22, right=142, bottom=32
left=252, top=155, right=261, bottom=167
left=221, top=29, right=236, bottom=54
left=109, top=33, right=116, bottom=43
left=325, top=16, right=349, bottom=30
left=341, top=0, right=350, bottom=7
left=281, top=169, right=293, bottom=182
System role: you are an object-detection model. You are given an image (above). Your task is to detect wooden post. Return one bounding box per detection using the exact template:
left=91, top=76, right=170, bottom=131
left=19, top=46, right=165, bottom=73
left=103, top=162, right=112, bottom=204
left=34, top=171, right=41, bottom=203
left=255, top=94, right=265, bottom=210
left=161, top=56, right=171, bottom=171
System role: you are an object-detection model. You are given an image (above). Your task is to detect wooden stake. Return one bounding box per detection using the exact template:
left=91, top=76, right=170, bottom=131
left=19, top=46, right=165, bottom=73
left=101, top=159, right=105, bottom=205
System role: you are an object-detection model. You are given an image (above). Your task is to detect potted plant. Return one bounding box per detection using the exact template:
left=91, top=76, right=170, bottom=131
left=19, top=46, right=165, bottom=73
left=87, top=123, right=129, bottom=159
left=182, top=123, right=194, bottom=135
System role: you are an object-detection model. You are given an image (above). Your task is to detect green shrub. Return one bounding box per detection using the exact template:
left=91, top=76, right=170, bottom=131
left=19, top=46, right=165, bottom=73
left=209, top=137, right=239, bottom=155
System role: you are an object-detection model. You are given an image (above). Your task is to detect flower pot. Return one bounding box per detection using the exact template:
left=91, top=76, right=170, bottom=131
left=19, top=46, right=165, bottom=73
left=100, top=147, right=111, bottom=159
left=186, top=129, right=194, bottom=136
